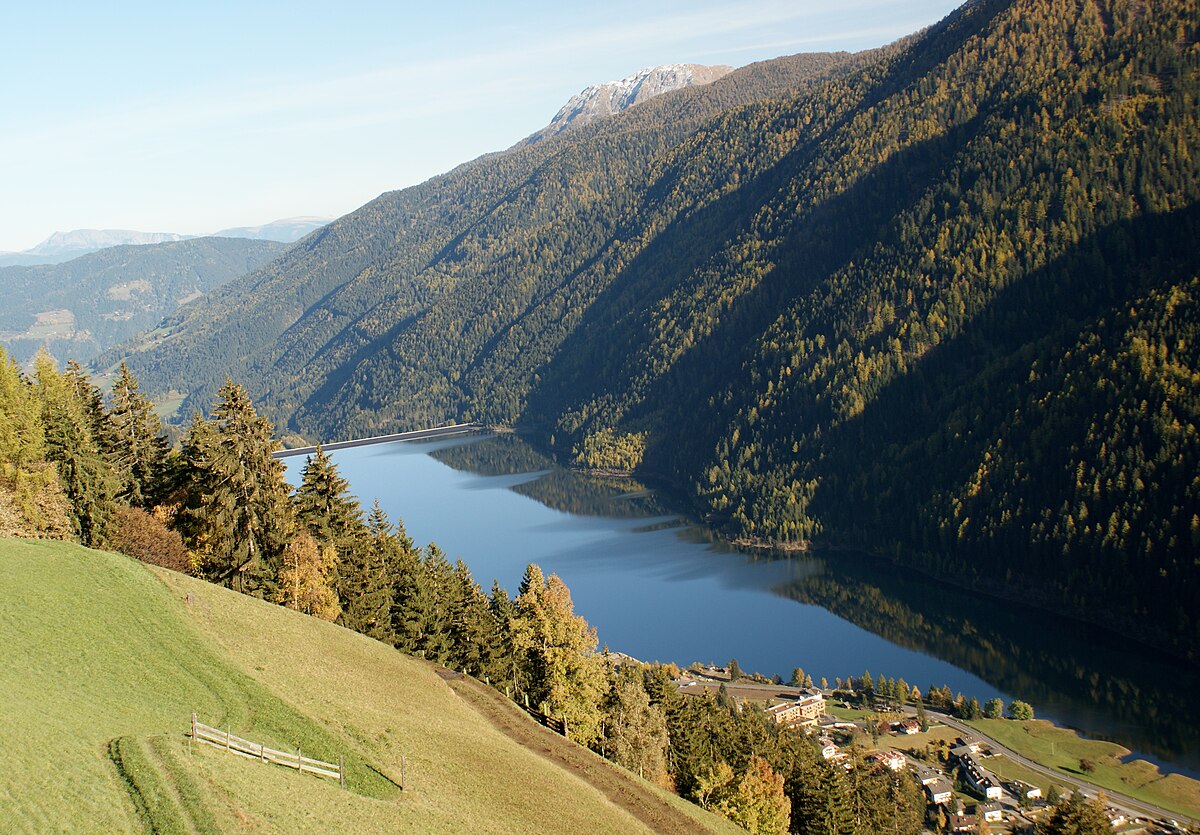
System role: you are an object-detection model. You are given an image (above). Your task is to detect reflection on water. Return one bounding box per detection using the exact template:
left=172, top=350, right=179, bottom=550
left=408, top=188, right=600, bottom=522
left=288, top=432, right=1199, bottom=775
left=775, top=554, right=1200, bottom=774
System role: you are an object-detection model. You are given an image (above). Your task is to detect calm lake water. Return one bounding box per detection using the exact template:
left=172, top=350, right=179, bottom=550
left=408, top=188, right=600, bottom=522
left=282, top=432, right=1200, bottom=776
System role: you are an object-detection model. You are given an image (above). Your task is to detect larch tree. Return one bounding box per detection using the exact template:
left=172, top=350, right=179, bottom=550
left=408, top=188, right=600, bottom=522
left=723, top=755, right=790, bottom=835
left=512, top=563, right=607, bottom=745
left=0, top=348, right=69, bottom=536
left=275, top=530, right=340, bottom=620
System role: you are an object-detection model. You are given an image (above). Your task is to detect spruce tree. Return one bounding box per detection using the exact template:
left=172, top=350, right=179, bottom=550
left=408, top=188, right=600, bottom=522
left=180, top=380, right=292, bottom=594
left=34, top=354, right=117, bottom=547
left=338, top=500, right=400, bottom=641
left=104, top=362, right=167, bottom=508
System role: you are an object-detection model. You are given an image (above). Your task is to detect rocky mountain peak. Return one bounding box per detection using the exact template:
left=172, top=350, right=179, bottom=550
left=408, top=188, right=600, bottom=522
left=521, top=63, right=733, bottom=146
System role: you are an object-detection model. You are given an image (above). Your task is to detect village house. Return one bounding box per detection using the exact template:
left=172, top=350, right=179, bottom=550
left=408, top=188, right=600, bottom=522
left=916, top=766, right=944, bottom=786
left=978, top=801, right=1004, bottom=823
left=765, top=688, right=825, bottom=727
left=926, top=777, right=954, bottom=806
left=867, top=750, right=907, bottom=772
left=892, top=717, right=921, bottom=734
left=1005, top=780, right=1042, bottom=802
left=948, top=811, right=977, bottom=832
left=817, top=735, right=845, bottom=763
left=959, top=753, right=1004, bottom=800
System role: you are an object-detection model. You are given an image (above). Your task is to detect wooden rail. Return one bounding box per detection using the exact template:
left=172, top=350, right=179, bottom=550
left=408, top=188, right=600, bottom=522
left=190, top=713, right=344, bottom=786
left=509, top=691, right=568, bottom=738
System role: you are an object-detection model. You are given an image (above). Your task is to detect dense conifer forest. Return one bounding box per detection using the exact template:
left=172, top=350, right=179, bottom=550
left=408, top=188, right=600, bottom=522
left=102, top=0, right=1200, bottom=660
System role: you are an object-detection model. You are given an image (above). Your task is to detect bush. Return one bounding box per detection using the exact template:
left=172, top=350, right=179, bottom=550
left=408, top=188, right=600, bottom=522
left=110, top=506, right=192, bottom=574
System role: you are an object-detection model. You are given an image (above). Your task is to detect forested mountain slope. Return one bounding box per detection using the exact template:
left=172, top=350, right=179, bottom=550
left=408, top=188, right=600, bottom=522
left=100, top=50, right=858, bottom=422
left=0, top=237, right=286, bottom=366
left=110, top=0, right=1200, bottom=658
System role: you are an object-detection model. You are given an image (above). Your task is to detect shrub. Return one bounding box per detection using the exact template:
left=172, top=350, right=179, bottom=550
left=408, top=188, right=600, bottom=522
left=110, top=506, right=192, bottom=574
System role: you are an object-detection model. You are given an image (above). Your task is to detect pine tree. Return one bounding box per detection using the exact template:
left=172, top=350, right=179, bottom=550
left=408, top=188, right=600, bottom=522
left=34, top=353, right=117, bottom=547
left=104, top=362, right=167, bottom=508
left=180, top=380, right=293, bottom=594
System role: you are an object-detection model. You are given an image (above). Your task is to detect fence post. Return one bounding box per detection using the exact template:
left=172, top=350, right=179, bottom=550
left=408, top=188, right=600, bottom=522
left=298, top=748, right=303, bottom=772
left=339, top=755, right=345, bottom=789
left=401, top=754, right=407, bottom=791
left=226, top=726, right=231, bottom=752
left=260, top=743, right=265, bottom=762
left=562, top=717, right=569, bottom=740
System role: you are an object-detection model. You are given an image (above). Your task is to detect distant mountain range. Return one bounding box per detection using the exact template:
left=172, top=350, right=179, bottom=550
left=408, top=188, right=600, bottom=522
left=0, top=216, right=328, bottom=267
left=0, top=237, right=288, bottom=368
left=210, top=216, right=331, bottom=242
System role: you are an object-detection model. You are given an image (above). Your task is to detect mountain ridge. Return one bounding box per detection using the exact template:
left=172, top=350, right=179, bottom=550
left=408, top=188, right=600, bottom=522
left=0, top=216, right=329, bottom=267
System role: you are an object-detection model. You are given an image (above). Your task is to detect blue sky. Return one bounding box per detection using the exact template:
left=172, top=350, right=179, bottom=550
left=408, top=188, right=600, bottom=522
left=0, top=0, right=962, bottom=252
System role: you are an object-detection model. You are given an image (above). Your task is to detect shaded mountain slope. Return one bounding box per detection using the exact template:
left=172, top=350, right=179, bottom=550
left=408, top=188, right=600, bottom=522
left=109, top=0, right=1200, bottom=657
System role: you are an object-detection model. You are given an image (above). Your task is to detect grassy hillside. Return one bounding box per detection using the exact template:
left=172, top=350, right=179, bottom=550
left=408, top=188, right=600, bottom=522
left=0, top=539, right=736, bottom=833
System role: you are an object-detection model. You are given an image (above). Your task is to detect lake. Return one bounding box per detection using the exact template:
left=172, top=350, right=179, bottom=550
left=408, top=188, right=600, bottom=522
left=281, top=431, right=1200, bottom=776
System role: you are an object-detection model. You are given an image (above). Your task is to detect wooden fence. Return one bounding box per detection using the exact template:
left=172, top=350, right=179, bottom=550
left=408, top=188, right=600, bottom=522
left=190, top=714, right=344, bottom=787
left=508, top=690, right=568, bottom=738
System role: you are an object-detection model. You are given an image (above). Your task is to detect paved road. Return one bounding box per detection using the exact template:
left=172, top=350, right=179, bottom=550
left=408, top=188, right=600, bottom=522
left=926, top=709, right=1195, bottom=827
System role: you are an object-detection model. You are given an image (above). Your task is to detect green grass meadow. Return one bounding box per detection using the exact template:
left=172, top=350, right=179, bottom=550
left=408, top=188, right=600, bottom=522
left=0, top=539, right=727, bottom=833
left=966, top=718, right=1200, bottom=819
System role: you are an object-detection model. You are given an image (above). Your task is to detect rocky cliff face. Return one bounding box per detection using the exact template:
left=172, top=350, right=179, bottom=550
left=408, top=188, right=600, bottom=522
left=521, top=63, right=733, bottom=145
